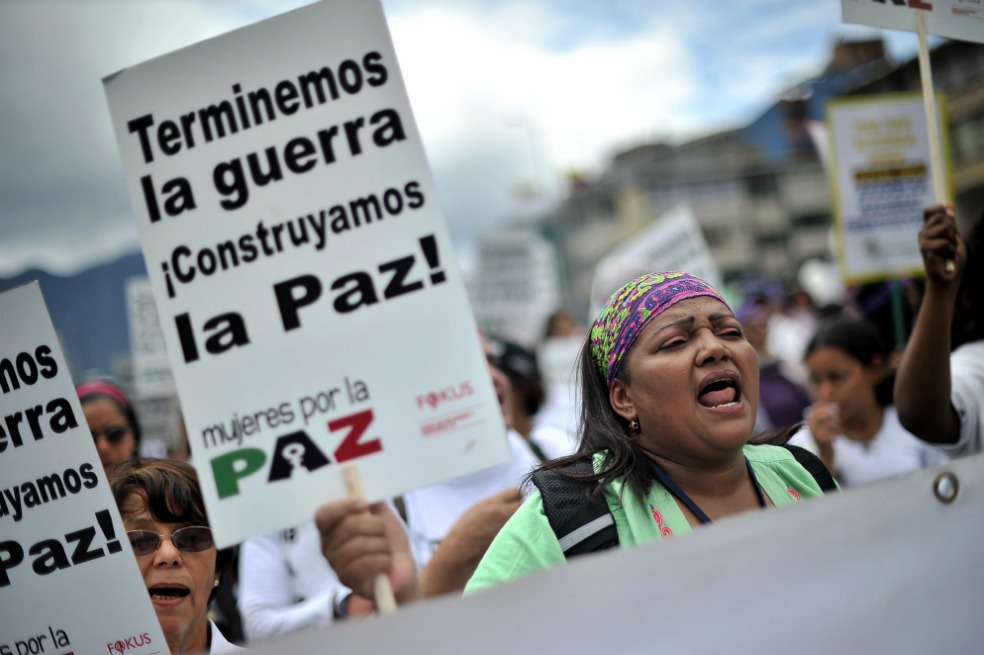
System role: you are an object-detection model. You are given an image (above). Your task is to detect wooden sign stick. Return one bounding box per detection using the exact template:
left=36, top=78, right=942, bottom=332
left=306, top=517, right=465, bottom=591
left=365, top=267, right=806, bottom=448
left=340, top=463, right=398, bottom=615
left=916, top=10, right=955, bottom=275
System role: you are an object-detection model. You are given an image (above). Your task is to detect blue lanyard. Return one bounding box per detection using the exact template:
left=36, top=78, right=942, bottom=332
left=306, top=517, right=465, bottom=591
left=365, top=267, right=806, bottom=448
left=647, top=457, right=766, bottom=525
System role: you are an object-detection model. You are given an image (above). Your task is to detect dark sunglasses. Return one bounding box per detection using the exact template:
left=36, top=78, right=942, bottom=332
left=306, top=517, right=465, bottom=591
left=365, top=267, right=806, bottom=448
left=92, top=426, right=130, bottom=444
left=126, top=526, right=214, bottom=556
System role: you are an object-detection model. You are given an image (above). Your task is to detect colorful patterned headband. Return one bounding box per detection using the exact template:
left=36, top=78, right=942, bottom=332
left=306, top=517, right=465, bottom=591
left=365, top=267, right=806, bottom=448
left=590, top=272, right=730, bottom=386
left=77, top=380, right=130, bottom=410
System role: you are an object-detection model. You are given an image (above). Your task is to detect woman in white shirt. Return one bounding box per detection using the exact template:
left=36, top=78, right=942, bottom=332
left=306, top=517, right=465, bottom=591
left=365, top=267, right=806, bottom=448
left=792, top=317, right=948, bottom=487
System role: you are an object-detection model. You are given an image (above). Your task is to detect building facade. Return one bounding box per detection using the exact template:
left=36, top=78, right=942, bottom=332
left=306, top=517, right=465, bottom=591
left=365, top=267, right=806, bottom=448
left=492, top=39, right=984, bottom=322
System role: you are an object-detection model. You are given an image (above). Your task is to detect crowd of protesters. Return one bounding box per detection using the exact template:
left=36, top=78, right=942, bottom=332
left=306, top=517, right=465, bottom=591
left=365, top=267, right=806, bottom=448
left=71, top=202, right=981, bottom=653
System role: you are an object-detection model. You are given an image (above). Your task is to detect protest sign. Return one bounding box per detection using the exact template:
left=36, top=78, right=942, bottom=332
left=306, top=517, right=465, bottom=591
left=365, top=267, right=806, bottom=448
left=126, top=277, right=174, bottom=399
left=470, top=231, right=563, bottom=346
left=0, top=282, right=167, bottom=655
left=826, top=92, right=951, bottom=283
left=842, top=0, right=984, bottom=44
left=589, top=204, right=722, bottom=317
left=103, top=0, right=510, bottom=546
left=842, top=0, right=980, bottom=240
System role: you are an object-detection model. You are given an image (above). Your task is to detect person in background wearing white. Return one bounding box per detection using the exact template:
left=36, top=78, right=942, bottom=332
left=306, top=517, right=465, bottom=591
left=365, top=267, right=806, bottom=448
left=766, top=288, right=819, bottom=388
left=237, top=522, right=348, bottom=643
left=534, top=309, right=584, bottom=455
left=791, top=317, right=948, bottom=487
left=737, top=298, right=811, bottom=433
left=486, top=335, right=575, bottom=461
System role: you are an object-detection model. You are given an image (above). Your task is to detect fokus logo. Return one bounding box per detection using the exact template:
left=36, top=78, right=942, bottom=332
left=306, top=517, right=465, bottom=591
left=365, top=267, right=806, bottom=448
left=106, top=633, right=152, bottom=654
left=416, top=381, right=474, bottom=410
left=416, top=380, right=485, bottom=438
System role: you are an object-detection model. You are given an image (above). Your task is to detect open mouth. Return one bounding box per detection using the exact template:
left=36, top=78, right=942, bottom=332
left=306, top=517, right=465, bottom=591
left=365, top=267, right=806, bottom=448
left=698, top=376, right=741, bottom=408
left=149, top=586, right=190, bottom=601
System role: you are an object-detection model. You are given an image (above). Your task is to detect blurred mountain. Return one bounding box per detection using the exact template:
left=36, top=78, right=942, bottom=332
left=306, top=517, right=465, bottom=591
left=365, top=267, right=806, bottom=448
left=0, top=252, right=149, bottom=381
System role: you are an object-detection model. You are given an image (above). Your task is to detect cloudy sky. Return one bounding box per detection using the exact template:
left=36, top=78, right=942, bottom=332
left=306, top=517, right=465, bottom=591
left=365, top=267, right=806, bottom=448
left=0, top=0, right=918, bottom=277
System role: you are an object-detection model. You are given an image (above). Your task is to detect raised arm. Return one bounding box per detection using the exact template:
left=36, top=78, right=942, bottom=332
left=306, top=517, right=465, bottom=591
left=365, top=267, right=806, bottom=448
left=894, top=204, right=967, bottom=443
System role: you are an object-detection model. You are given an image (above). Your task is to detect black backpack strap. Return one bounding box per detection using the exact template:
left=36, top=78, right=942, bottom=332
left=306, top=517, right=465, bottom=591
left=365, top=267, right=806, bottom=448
left=531, top=459, right=619, bottom=558
left=782, top=443, right=838, bottom=492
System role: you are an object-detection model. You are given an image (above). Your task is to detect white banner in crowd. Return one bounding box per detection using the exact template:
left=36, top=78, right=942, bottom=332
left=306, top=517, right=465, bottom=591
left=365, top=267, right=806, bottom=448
left=589, top=204, right=722, bottom=317
left=0, top=283, right=167, bottom=655
left=470, top=231, right=564, bottom=346
left=842, top=0, right=984, bottom=44
left=826, top=92, right=950, bottom=284
left=246, top=454, right=984, bottom=654
left=126, top=277, right=175, bottom=399
left=103, top=0, right=508, bottom=547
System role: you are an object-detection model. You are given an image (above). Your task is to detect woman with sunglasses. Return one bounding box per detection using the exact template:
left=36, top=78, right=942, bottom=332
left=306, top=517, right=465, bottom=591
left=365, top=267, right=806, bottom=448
left=78, top=379, right=141, bottom=475
left=111, top=458, right=243, bottom=654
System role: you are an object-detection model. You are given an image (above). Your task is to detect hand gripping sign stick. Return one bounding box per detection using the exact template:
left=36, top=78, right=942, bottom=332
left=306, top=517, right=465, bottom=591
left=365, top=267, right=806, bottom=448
left=915, top=10, right=956, bottom=277
left=340, top=463, right=398, bottom=615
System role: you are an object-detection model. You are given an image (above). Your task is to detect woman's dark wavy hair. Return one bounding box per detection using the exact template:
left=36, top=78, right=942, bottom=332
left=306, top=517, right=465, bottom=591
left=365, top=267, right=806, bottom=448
left=111, top=458, right=234, bottom=600
left=804, top=316, right=894, bottom=406
left=528, top=335, right=799, bottom=501
left=529, top=337, right=653, bottom=500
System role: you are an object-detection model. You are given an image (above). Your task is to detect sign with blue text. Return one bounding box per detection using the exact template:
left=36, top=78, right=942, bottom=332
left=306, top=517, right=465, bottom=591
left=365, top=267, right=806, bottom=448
left=103, top=0, right=509, bottom=547
left=0, top=282, right=167, bottom=655
left=826, top=92, right=951, bottom=284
